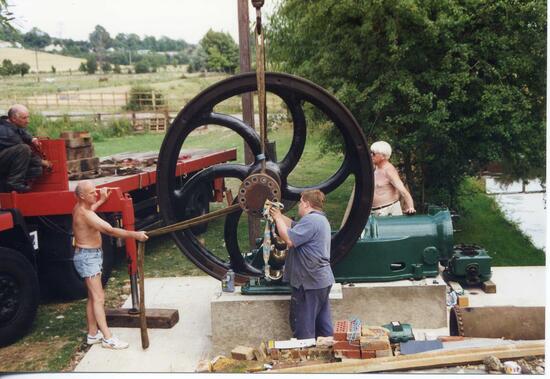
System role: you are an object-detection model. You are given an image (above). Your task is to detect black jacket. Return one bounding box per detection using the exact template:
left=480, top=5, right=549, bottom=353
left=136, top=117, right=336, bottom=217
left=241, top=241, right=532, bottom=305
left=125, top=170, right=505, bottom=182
left=0, top=116, right=33, bottom=151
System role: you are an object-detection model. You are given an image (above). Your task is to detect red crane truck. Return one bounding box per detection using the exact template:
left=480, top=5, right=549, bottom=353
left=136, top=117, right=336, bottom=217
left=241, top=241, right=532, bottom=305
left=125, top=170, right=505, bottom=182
left=0, top=138, right=236, bottom=346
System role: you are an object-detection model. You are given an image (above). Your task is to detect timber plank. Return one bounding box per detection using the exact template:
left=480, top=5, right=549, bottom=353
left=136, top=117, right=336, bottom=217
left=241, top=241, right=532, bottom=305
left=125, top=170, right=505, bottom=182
left=267, top=341, right=544, bottom=374
left=105, top=308, right=179, bottom=328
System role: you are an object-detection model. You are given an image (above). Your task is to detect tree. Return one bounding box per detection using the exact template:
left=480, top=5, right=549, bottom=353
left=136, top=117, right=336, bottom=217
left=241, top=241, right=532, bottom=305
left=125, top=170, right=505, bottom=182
left=85, top=55, right=97, bottom=74
left=198, top=29, right=239, bottom=73
left=113, top=64, right=121, bottom=74
left=269, top=0, right=546, bottom=206
left=89, top=25, right=111, bottom=67
left=101, top=62, right=112, bottom=73
left=23, top=27, right=51, bottom=48
left=134, top=61, right=149, bottom=74
left=0, top=58, right=13, bottom=76
left=188, top=45, right=208, bottom=73
left=15, top=62, right=30, bottom=76
left=0, top=0, right=13, bottom=29
left=79, top=62, right=87, bottom=72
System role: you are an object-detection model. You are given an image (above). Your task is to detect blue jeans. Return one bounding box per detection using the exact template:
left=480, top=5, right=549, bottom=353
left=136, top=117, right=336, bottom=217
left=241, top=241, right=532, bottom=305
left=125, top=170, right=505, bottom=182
left=73, top=247, right=103, bottom=278
left=290, top=285, right=333, bottom=339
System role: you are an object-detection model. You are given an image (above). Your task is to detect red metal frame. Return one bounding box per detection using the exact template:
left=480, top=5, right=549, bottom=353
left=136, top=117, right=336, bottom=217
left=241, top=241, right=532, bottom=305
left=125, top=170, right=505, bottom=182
left=0, top=211, right=14, bottom=232
left=0, top=139, right=237, bottom=276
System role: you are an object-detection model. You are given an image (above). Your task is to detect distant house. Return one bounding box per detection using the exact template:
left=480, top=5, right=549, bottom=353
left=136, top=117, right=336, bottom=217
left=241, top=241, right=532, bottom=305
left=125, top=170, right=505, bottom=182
left=44, top=44, right=63, bottom=52
left=136, top=49, right=150, bottom=54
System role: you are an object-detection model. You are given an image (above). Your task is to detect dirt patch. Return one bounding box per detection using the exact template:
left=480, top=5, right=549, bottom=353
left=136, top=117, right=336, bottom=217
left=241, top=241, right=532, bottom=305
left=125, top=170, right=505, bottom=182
left=0, top=339, right=73, bottom=372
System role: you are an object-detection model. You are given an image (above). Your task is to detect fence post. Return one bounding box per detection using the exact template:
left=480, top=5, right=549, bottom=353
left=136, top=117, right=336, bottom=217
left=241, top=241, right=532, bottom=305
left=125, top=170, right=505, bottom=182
left=152, top=90, right=156, bottom=110
left=163, top=108, right=170, bottom=131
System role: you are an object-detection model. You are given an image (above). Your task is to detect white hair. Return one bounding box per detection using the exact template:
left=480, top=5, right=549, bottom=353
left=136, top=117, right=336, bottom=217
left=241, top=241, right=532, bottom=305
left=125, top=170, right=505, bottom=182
left=370, top=141, right=392, bottom=159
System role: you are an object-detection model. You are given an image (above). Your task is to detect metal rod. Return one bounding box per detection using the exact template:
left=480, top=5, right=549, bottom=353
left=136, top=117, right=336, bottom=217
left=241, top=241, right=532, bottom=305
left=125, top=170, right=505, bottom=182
left=145, top=204, right=241, bottom=238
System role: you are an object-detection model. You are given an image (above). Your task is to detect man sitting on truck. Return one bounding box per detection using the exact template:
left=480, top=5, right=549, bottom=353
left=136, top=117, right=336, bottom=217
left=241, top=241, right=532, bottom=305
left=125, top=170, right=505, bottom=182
left=73, top=180, right=148, bottom=350
left=0, top=104, right=52, bottom=193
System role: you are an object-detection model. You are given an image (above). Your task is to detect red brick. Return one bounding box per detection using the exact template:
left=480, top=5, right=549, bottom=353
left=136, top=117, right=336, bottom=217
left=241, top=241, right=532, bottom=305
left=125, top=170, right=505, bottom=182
left=335, top=349, right=362, bottom=359
left=361, top=350, right=377, bottom=359
left=334, top=340, right=361, bottom=350
left=334, top=320, right=350, bottom=341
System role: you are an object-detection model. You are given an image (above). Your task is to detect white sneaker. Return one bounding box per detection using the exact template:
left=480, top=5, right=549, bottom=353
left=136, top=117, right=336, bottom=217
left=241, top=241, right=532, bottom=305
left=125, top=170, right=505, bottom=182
left=102, top=335, right=129, bottom=350
left=86, top=331, right=103, bottom=345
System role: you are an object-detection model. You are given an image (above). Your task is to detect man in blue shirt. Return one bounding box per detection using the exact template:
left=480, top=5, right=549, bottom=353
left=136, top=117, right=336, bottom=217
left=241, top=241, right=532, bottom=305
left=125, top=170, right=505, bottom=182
left=270, top=189, right=334, bottom=339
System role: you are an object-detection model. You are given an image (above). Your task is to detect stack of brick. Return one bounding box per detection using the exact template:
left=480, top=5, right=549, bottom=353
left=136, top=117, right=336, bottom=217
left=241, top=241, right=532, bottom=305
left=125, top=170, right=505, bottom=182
left=333, top=319, right=362, bottom=359
left=360, top=325, right=393, bottom=358
left=60, top=131, right=101, bottom=180
left=333, top=320, right=394, bottom=360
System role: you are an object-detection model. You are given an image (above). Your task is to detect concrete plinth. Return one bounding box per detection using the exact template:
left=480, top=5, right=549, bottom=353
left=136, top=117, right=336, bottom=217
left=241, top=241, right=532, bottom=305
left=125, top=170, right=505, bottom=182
left=333, top=277, right=447, bottom=328
left=211, top=276, right=447, bottom=355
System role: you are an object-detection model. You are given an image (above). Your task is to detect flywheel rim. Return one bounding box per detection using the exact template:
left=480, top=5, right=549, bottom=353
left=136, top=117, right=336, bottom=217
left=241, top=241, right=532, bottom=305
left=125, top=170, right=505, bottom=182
left=157, top=72, right=374, bottom=282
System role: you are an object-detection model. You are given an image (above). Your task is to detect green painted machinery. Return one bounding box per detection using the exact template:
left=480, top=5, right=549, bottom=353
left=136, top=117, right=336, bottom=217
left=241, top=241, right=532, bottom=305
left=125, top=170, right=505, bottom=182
left=241, top=206, right=492, bottom=294
left=442, top=244, right=492, bottom=286
left=332, top=207, right=454, bottom=282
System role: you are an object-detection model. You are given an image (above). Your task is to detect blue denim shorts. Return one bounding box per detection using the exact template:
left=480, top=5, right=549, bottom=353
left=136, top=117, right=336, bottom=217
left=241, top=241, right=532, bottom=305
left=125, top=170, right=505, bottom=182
left=73, top=247, right=103, bottom=278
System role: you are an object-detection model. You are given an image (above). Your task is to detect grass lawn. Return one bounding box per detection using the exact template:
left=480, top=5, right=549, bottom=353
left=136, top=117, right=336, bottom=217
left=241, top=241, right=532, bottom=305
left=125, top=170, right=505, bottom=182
left=0, top=125, right=543, bottom=372
left=454, top=178, right=545, bottom=266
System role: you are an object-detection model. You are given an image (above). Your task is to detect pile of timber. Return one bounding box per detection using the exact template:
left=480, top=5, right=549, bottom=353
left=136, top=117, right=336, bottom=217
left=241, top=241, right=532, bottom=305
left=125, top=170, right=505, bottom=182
left=99, top=151, right=158, bottom=176
left=61, top=131, right=101, bottom=180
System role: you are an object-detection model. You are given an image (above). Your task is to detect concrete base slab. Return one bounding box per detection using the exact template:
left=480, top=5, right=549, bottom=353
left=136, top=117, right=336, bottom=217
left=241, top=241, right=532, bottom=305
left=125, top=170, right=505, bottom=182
left=211, top=276, right=447, bottom=355
left=75, top=276, right=221, bottom=372
left=72, top=266, right=545, bottom=372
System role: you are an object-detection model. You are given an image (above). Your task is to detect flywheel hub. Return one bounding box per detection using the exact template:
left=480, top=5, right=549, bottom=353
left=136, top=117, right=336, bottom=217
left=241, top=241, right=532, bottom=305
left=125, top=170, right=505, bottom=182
left=237, top=173, right=281, bottom=217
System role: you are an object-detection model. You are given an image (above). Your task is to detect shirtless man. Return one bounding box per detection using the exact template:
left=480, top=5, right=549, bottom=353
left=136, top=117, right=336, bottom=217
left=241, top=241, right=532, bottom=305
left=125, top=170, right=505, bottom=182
left=370, top=141, right=415, bottom=216
left=73, top=180, right=148, bottom=349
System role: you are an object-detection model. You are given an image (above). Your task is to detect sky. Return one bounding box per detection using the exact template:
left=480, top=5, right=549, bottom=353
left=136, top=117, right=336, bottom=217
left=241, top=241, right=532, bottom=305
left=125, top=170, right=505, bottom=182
left=6, top=0, right=279, bottom=44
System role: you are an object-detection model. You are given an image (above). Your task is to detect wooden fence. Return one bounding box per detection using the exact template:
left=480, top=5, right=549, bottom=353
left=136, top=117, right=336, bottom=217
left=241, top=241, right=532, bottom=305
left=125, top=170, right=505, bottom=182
left=41, top=110, right=178, bottom=133
left=0, top=90, right=168, bottom=112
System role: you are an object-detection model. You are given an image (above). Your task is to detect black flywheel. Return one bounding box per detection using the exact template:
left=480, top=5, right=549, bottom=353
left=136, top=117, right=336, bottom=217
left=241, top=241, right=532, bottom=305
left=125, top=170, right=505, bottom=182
left=157, top=72, right=373, bottom=283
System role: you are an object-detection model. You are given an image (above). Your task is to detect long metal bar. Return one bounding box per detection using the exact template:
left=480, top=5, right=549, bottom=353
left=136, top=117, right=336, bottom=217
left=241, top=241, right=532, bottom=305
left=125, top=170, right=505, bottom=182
left=145, top=204, right=241, bottom=238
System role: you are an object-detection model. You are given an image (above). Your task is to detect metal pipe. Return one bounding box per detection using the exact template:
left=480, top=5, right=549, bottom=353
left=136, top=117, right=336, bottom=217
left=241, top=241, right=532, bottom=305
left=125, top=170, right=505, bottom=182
left=129, top=273, right=139, bottom=314
left=450, top=306, right=545, bottom=340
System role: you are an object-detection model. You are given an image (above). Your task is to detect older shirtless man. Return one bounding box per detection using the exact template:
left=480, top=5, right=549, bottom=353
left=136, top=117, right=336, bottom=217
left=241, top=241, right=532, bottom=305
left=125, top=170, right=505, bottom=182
left=370, top=141, right=415, bottom=216
left=73, top=180, right=148, bottom=349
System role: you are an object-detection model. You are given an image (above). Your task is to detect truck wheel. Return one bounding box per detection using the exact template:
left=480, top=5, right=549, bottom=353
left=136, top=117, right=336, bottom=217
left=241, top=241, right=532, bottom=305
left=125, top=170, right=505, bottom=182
left=0, top=247, right=39, bottom=347
left=40, top=235, right=115, bottom=300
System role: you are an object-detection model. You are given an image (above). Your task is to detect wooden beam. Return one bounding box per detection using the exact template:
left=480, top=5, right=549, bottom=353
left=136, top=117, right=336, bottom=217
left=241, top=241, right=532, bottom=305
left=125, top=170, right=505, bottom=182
left=267, top=341, right=544, bottom=374
left=237, top=0, right=261, bottom=248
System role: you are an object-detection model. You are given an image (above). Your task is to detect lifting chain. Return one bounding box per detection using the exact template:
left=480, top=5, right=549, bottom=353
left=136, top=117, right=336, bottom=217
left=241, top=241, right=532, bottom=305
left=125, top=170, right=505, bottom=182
left=252, top=0, right=267, bottom=172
